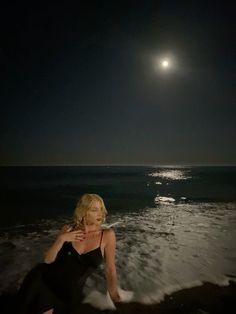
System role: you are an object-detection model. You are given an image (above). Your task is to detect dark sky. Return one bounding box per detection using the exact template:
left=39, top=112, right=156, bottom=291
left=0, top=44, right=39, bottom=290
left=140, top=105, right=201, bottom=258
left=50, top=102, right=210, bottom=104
left=0, top=1, right=235, bottom=166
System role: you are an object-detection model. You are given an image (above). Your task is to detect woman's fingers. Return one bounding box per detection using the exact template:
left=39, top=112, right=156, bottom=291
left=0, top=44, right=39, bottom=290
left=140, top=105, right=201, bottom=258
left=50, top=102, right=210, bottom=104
left=77, top=235, right=86, bottom=241
left=74, top=232, right=86, bottom=241
left=71, top=230, right=85, bottom=235
left=60, top=229, right=86, bottom=242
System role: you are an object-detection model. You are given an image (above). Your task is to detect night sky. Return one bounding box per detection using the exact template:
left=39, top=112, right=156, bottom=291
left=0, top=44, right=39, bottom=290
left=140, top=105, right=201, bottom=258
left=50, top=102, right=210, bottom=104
left=1, top=1, right=235, bottom=166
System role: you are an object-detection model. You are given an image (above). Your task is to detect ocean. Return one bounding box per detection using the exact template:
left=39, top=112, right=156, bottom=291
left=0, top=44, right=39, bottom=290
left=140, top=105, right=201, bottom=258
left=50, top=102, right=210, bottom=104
left=0, top=165, right=236, bottom=305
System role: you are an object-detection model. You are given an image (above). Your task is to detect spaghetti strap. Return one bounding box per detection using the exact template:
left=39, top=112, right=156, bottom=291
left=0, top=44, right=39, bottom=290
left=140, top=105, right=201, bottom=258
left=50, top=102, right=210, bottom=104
left=99, top=229, right=104, bottom=247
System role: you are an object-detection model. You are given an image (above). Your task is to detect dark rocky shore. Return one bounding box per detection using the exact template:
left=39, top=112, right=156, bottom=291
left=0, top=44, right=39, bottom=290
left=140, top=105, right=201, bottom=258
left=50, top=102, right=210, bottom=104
left=1, top=281, right=236, bottom=314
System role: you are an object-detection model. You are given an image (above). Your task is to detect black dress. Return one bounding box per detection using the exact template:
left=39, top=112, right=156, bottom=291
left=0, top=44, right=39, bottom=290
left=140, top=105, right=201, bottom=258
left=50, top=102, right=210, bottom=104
left=17, top=229, right=104, bottom=314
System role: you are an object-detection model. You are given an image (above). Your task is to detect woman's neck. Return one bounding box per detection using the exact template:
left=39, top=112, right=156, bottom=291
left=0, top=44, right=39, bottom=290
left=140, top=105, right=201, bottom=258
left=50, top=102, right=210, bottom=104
left=84, top=224, right=101, bottom=233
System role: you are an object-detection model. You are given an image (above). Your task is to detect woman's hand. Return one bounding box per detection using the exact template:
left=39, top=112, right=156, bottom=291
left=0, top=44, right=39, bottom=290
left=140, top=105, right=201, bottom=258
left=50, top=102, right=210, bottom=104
left=109, top=291, right=121, bottom=303
left=57, top=225, right=85, bottom=243
left=44, top=225, right=85, bottom=264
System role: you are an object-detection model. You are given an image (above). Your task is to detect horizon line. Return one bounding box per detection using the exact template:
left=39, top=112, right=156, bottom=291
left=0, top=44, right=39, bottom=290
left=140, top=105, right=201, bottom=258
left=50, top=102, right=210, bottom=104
left=0, top=163, right=236, bottom=167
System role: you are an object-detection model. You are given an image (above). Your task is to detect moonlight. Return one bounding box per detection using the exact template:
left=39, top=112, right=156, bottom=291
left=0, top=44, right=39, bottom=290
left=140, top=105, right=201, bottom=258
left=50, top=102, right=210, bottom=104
left=162, top=60, right=169, bottom=67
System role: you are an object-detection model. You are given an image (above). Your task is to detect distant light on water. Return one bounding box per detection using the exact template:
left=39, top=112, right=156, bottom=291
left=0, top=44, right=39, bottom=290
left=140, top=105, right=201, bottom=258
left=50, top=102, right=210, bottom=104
left=148, top=169, right=191, bottom=180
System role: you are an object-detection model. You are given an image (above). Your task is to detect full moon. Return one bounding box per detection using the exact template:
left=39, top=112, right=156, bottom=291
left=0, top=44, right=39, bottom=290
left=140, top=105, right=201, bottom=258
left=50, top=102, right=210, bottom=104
left=162, top=60, right=169, bottom=67
left=154, top=55, right=175, bottom=72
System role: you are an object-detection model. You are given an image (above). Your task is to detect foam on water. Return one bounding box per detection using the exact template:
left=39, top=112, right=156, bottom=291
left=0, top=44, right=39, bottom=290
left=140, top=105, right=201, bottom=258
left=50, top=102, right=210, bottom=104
left=0, top=202, right=236, bottom=309
left=155, top=196, right=176, bottom=203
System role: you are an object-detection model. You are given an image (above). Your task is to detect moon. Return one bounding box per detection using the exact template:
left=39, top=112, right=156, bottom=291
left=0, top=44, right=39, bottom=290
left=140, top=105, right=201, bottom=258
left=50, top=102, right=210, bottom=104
left=153, top=55, right=176, bottom=72
left=162, top=60, right=169, bottom=67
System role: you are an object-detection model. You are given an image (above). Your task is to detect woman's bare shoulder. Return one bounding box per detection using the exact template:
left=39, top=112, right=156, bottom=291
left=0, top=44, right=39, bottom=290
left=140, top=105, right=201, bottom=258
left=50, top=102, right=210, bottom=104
left=103, top=227, right=115, bottom=234
left=102, top=228, right=116, bottom=243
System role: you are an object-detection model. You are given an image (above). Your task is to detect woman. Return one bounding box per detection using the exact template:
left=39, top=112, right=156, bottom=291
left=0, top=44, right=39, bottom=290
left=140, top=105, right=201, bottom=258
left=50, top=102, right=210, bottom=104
left=17, top=193, right=121, bottom=314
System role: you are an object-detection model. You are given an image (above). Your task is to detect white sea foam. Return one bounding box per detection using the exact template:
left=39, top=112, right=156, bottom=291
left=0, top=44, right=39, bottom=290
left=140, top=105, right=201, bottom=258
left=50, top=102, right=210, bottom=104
left=103, top=221, right=122, bottom=228
left=82, top=287, right=134, bottom=310
left=154, top=196, right=176, bottom=203
left=1, top=202, right=236, bottom=309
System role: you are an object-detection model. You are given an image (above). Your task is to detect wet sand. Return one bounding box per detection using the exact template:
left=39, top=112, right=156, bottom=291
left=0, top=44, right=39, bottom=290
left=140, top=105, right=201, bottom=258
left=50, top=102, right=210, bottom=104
left=1, top=281, right=236, bottom=314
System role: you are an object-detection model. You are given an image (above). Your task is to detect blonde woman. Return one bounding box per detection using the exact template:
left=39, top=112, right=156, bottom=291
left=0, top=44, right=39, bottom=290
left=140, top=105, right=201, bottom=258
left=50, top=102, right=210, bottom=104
left=17, top=193, right=121, bottom=314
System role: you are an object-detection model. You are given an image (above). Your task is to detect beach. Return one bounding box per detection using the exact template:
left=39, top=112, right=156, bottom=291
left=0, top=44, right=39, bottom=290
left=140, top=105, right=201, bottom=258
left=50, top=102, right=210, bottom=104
left=1, top=166, right=236, bottom=313
left=1, top=281, right=236, bottom=314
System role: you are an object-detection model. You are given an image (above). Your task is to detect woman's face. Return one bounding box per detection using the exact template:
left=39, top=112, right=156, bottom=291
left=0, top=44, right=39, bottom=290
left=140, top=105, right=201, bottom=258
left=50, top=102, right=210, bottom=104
left=85, top=200, right=103, bottom=226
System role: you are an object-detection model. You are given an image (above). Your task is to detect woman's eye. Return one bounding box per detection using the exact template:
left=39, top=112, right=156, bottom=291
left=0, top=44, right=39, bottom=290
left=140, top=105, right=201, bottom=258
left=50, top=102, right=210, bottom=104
left=90, top=208, right=101, bottom=212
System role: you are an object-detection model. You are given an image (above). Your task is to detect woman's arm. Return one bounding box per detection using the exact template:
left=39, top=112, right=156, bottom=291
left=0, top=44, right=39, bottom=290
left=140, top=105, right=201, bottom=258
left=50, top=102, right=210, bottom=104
left=104, top=228, right=121, bottom=302
left=44, top=224, right=85, bottom=264
left=44, top=236, right=65, bottom=264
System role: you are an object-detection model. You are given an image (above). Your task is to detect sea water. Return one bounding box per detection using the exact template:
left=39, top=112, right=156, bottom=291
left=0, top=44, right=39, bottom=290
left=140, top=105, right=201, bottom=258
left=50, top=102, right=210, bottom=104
left=0, top=165, right=236, bottom=305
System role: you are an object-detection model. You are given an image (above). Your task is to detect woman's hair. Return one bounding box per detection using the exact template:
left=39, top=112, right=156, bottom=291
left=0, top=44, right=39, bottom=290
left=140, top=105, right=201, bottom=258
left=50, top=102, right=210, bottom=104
left=72, top=193, right=107, bottom=229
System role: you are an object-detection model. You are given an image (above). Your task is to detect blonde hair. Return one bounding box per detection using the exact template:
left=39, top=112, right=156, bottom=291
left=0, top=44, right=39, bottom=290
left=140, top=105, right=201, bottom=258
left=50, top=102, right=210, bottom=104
left=72, top=193, right=107, bottom=229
